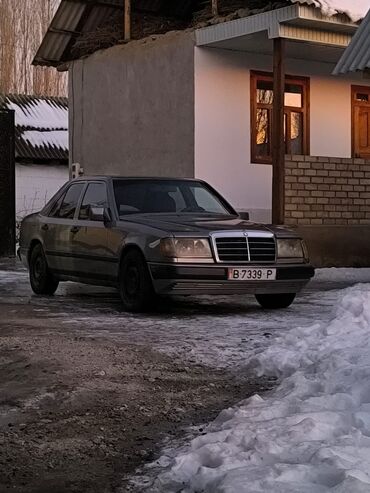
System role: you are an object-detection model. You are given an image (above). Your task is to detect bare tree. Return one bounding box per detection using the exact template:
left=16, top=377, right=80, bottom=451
left=0, top=0, right=67, bottom=96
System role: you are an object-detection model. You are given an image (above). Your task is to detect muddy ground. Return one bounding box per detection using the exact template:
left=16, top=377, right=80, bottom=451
left=0, top=262, right=269, bottom=493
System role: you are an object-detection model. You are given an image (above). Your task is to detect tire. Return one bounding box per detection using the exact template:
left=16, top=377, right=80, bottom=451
left=119, top=250, right=155, bottom=312
left=29, top=243, right=59, bottom=295
left=255, top=293, right=296, bottom=309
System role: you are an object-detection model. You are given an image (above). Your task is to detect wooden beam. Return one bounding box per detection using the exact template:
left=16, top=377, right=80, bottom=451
left=211, top=0, right=218, bottom=16
left=124, top=0, right=131, bottom=41
left=272, top=37, right=286, bottom=225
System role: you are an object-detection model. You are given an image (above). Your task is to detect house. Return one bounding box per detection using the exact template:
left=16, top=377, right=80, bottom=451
left=34, top=0, right=370, bottom=266
left=0, top=95, right=69, bottom=225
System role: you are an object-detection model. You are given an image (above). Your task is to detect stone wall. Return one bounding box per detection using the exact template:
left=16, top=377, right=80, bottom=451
left=285, top=155, right=370, bottom=226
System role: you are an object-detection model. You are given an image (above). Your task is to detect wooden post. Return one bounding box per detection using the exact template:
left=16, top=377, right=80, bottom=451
left=211, top=0, right=218, bottom=16
left=124, top=0, right=131, bottom=41
left=272, top=38, right=285, bottom=225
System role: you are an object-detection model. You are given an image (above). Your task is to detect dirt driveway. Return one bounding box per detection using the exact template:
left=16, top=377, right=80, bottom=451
left=0, top=262, right=268, bottom=493
left=1, top=261, right=365, bottom=492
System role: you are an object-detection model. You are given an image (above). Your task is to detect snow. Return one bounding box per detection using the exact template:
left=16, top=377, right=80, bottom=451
left=6, top=99, right=68, bottom=130
left=22, top=130, right=69, bottom=151
left=145, top=283, right=370, bottom=492
left=293, top=0, right=369, bottom=22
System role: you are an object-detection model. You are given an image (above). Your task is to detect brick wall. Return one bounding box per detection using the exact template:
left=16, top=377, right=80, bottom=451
left=285, top=155, right=370, bottom=226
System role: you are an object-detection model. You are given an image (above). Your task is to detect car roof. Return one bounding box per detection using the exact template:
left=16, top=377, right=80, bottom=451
left=72, top=176, right=202, bottom=182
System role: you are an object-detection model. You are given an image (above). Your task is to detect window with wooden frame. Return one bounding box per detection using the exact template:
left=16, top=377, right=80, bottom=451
left=352, top=85, right=370, bottom=159
left=250, top=71, right=310, bottom=164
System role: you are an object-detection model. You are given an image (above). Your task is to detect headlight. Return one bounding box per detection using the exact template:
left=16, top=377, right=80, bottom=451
left=277, top=239, right=304, bottom=259
left=160, top=238, right=212, bottom=258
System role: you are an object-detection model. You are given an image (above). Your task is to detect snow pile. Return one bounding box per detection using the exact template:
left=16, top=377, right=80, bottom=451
left=293, top=0, right=369, bottom=22
left=153, top=286, right=370, bottom=492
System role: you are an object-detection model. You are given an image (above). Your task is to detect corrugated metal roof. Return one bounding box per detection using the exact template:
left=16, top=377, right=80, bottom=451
left=0, top=94, right=69, bottom=163
left=34, top=0, right=365, bottom=67
left=33, top=0, right=200, bottom=67
left=334, top=8, right=370, bottom=74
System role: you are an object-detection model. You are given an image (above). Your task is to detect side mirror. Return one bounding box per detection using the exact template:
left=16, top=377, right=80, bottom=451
left=89, top=207, right=112, bottom=224
left=238, top=211, right=250, bottom=221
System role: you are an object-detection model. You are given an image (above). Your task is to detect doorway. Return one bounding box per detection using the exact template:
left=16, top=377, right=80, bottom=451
left=352, top=85, right=370, bottom=159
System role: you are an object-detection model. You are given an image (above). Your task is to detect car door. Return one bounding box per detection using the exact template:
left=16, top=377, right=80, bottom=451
left=69, top=181, right=115, bottom=282
left=43, top=181, right=86, bottom=276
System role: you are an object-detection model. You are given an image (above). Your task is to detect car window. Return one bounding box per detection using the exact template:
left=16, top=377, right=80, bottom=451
left=57, top=183, right=85, bottom=219
left=189, top=185, right=226, bottom=214
left=113, top=180, right=231, bottom=216
left=48, top=192, right=66, bottom=218
left=78, top=183, right=108, bottom=221
left=114, top=182, right=186, bottom=214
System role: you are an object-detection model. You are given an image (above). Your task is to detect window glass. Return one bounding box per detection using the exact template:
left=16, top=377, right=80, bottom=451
left=284, top=84, right=303, bottom=108
left=113, top=180, right=230, bottom=216
left=252, top=72, right=308, bottom=162
left=356, top=93, right=369, bottom=102
left=49, top=192, right=66, bottom=217
left=257, top=80, right=273, bottom=104
left=256, top=81, right=303, bottom=107
left=256, top=108, right=271, bottom=158
left=79, top=183, right=108, bottom=220
left=57, top=183, right=85, bottom=219
left=290, top=112, right=303, bottom=154
left=189, top=186, right=227, bottom=213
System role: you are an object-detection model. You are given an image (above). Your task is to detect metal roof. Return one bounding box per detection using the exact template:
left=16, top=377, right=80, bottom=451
left=33, top=0, right=200, bottom=67
left=33, top=0, right=364, bottom=67
left=334, top=8, right=370, bottom=74
left=196, top=4, right=358, bottom=64
left=0, top=94, right=69, bottom=163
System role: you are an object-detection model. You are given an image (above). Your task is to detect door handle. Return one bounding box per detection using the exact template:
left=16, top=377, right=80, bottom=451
left=70, top=226, right=80, bottom=234
left=41, top=224, right=48, bottom=231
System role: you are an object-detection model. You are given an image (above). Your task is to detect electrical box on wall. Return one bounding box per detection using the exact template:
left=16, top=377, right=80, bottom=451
left=71, top=162, right=84, bottom=180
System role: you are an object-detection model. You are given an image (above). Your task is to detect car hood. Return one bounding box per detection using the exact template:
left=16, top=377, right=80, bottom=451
left=121, top=214, right=296, bottom=237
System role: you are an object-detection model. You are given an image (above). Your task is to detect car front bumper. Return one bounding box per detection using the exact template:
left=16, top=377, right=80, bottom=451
left=149, top=263, right=315, bottom=296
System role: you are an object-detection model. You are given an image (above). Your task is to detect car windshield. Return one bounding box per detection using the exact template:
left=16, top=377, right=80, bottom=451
left=113, top=179, right=232, bottom=216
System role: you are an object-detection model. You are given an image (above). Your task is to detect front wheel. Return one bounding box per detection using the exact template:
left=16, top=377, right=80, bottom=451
left=255, top=293, right=296, bottom=309
left=119, top=250, right=155, bottom=312
left=29, top=244, right=59, bottom=295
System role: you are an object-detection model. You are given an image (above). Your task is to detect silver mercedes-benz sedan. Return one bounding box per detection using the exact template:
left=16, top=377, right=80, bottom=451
left=19, top=176, right=314, bottom=312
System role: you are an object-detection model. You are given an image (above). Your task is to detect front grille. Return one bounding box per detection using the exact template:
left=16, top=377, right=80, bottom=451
left=248, top=237, right=276, bottom=262
left=214, top=234, right=276, bottom=263
left=215, top=237, right=249, bottom=262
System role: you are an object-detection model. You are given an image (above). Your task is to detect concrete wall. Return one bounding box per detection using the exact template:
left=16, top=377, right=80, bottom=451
left=293, top=225, right=370, bottom=268
left=194, top=48, right=272, bottom=223
left=16, top=164, right=68, bottom=220
left=194, top=47, right=370, bottom=222
left=69, top=31, right=196, bottom=178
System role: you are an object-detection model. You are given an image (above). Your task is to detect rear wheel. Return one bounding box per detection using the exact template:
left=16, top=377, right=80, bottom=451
left=119, top=250, right=155, bottom=312
left=29, top=244, right=59, bottom=295
left=255, top=293, right=296, bottom=309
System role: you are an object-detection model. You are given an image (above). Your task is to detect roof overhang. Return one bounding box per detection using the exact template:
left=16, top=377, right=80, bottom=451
left=196, top=5, right=358, bottom=64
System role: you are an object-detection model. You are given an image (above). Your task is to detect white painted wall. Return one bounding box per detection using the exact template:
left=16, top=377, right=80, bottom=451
left=16, top=164, right=69, bottom=220
left=194, top=47, right=370, bottom=222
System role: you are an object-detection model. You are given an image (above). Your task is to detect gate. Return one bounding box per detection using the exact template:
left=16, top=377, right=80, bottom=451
left=0, top=109, right=15, bottom=257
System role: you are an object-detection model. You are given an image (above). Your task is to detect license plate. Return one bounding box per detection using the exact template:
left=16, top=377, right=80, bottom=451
left=228, top=268, right=276, bottom=281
